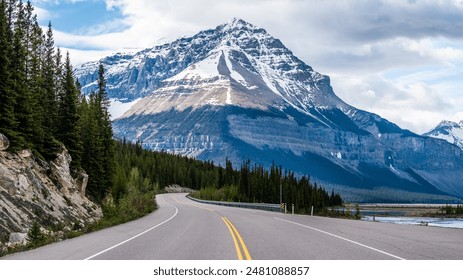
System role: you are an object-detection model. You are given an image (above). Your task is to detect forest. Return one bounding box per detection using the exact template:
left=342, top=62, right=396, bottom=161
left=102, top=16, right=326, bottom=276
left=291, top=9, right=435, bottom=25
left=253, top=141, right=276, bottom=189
left=113, top=140, right=343, bottom=214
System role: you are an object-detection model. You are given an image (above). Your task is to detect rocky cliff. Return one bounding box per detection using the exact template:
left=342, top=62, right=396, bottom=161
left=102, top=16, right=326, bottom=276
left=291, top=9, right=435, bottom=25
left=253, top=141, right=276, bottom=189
left=0, top=134, right=102, bottom=252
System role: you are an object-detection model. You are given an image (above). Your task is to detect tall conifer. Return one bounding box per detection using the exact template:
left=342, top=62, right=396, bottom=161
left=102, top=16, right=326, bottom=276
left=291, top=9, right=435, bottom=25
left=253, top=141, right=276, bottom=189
left=97, top=64, right=114, bottom=195
left=27, top=12, right=47, bottom=155
left=43, top=22, right=56, bottom=120
left=11, top=0, right=33, bottom=149
left=81, top=92, right=105, bottom=202
left=57, top=52, right=83, bottom=169
left=0, top=0, right=20, bottom=144
left=40, top=21, right=60, bottom=158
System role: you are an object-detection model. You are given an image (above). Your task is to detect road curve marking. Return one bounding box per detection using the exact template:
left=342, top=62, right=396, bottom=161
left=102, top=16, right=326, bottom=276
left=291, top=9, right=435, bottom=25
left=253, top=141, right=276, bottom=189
left=222, top=217, right=243, bottom=260
left=275, top=217, right=406, bottom=260
left=222, top=217, right=252, bottom=260
left=84, top=195, right=179, bottom=260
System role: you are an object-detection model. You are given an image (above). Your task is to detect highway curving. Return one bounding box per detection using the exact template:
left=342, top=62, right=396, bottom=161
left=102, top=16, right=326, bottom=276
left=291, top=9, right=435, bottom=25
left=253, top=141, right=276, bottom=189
left=3, top=193, right=463, bottom=260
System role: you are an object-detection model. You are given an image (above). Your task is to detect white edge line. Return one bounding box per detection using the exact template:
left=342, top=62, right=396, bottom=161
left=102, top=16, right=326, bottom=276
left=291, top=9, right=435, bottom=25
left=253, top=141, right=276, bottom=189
left=84, top=195, right=179, bottom=260
left=274, top=217, right=406, bottom=260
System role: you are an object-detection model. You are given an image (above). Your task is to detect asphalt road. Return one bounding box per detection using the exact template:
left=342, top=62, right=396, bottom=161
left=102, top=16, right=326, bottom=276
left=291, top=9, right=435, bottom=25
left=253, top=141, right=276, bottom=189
left=3, top=193, right=463, bottom=260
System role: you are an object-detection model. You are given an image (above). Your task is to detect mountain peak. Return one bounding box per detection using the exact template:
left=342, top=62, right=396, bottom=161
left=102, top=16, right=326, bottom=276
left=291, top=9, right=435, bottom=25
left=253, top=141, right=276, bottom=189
left=437, top=120, right=460, bottom=128
left=221, top=18, right=257, bottom=31
left=424, top=119, right=463, bottom=150
left=77, top=17, right=334, bottom=109
left=216, top=18, right=269, bottom=43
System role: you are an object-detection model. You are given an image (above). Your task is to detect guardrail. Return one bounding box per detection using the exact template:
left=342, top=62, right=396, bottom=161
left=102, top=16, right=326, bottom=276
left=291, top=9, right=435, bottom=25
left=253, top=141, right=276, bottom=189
left=187, top=196, right=281, bottom=212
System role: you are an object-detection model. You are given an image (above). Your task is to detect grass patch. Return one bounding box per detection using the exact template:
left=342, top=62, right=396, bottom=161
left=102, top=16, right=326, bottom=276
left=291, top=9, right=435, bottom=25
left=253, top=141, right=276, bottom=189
left=86, top=191, right=157, bottom=232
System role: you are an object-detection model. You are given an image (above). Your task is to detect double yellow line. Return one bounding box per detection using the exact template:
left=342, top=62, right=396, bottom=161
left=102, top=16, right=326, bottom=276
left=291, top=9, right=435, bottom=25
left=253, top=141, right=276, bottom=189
left=222, top=217, right=252, bottom=260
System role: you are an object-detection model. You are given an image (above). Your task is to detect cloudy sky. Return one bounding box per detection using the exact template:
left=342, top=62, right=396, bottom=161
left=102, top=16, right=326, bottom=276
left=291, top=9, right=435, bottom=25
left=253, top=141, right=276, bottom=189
left=31, top=0, right=463, bottom=134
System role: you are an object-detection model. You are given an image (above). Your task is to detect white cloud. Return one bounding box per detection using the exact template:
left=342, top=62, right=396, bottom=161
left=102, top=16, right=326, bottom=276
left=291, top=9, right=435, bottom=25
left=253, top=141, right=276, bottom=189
left=36, top=0, right=463, bottom=133
left=330, top=73, right=461, bottom=134
left=62, top=48, right=115, bottom=66
left=452, top=111, right=463, bottom=122
left=33, top=6, right=51, bottom=20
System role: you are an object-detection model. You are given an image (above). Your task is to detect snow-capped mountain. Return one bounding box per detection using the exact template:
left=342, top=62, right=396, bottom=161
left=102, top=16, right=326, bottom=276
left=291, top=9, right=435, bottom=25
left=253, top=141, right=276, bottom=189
left=76, top=19, right=463, bottom=202
left=424, top=120, right=463, bottom=150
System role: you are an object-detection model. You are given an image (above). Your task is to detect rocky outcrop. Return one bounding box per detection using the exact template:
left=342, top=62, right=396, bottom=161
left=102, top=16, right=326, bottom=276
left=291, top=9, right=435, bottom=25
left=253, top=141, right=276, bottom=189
left=0, top=133, right=9, bottom=151
left=0, top=137, right=102, bottom=250
left=8, top=233, right=27, bottom=246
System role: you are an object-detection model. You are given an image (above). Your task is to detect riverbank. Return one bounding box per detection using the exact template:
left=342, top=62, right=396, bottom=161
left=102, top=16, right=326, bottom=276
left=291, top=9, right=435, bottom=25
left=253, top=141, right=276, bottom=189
left=355, top=204, right=463, bottom=229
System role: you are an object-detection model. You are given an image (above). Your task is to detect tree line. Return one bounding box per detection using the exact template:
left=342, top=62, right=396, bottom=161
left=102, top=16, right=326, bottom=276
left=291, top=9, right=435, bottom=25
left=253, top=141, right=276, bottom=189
left=114, top=141, right=343, bottom=214
left=442, top=205, right=463, bottom=215
left=192, top=159, right=343, bottom=214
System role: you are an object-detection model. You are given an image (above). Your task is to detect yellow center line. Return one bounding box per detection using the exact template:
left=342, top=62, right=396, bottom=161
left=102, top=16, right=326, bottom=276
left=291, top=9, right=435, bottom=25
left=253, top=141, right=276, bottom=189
left=222, top=217, right=243, bottom=260
left=222, top=217, right=252, bottom=260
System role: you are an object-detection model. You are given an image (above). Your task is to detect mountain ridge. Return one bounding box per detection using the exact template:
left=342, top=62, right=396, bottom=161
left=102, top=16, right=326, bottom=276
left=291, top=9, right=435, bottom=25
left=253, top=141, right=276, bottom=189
left=76, top=19, right=463, bottom=202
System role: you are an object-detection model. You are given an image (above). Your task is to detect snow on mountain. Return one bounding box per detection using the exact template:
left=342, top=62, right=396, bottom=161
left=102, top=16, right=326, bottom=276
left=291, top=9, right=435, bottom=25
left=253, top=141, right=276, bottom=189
left=76, top=18, right=463, bottom=202
left=76, top=18, right=345, bottom=112
left=108, top=98, right=141, bottom=120
left=424, top=120, right=463, bottom=150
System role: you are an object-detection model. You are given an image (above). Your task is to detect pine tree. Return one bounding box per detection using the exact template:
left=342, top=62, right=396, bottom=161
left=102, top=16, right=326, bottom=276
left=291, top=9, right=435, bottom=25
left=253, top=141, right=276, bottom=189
left=40, top=21, right=60, bottom=158
left=11, top=0, right=33, bottom=149
left=56, top=52, right=83, bottom=169
left=26, top=9, right=47, bottom=156
left=27, top=220, right=44, bottom=246
left=82, top=64, right=115, bottom=202
left=96, top=64, right=114, bottom=192
left=81, top=92, right=105, bottom=202
left=5, top=0, right=16, bottom=40
left=54, top=47, right=62, bottom=105
left=0, top=0, right=21, bottom=146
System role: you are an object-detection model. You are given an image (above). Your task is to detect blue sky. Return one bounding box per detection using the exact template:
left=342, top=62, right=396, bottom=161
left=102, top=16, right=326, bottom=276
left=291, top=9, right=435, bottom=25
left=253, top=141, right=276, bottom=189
left=31, top=0, right=463, bottom=134
left=35, top=0, right=124, bottom=36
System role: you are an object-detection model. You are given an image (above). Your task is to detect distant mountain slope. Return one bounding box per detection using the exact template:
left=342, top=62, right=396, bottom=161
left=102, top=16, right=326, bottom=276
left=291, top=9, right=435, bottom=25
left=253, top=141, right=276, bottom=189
left=424, top=120, right=463, bottom=150
left=76, top=19, right=463, bottom=202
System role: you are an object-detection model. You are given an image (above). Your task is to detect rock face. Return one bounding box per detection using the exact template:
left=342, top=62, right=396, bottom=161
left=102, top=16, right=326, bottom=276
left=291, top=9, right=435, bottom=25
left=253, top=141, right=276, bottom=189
left=0, top=133, right=9, bottom=151
left=8, top=232, right=27, bottom=246
left=0, top=143, right=102, bottom=246
left=76, top=19, right=463, bottom=202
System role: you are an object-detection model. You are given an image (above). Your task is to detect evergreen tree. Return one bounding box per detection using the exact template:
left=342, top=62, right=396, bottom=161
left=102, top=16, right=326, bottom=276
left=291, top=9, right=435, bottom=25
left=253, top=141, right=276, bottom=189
left=26, top=10, right=47, bottom=156
left=40, top=21, right=60, bottom=158
left=81, top=92, right=105, bottom=202
left=56, top=52, right=82, bottom=169
left=81, top=94, right=97, bottom=186
left=81, top=64, right=115, bottom=202
left=54, top=47, right=62, bottom=105
left=5, top=0, right=16, bottom=40
left=0, top=0, right=21, bottom=146
left=96, top=64, right=114, bottom=194
left=27, top=220, right=44, bottom=246
left=11, top=0, right=33, bottom=149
